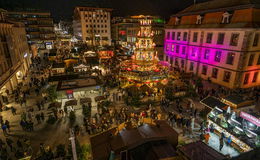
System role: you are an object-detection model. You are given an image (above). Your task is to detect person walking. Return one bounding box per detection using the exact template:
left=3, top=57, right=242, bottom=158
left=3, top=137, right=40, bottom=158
left=204, top=132, right=210, bottom=144
left=219, top=137, right=224, bottom=151
left=1, top=124, right=7, bottom=136
left=5, top=120, right=10, bottom=132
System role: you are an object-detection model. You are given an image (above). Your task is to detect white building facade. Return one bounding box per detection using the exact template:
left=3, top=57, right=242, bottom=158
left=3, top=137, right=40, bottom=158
left=164, top=0, right=260, bottom=89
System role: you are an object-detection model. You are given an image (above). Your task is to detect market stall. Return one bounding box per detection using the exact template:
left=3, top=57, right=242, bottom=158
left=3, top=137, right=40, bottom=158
left=221, top=95, right=254, bottom=109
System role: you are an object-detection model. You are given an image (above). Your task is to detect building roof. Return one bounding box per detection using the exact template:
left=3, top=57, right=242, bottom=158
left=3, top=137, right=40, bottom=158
left=52, top=63, right=65, bottom=69
left=200, top=96, right=227, bottom=109
left=179, top=141, right=226, bottom=160
left=90, top=120, right=178, bottom=160
left=175, top=0, right=260, bottom=16
left=223, top=95, right=247, bottom=105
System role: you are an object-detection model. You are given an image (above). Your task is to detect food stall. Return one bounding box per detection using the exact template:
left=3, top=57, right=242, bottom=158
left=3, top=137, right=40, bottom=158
left=207, top=107, right=260, bottom=153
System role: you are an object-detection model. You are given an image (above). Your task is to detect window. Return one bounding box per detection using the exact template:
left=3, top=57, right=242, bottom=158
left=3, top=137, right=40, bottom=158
left=217, top=33, right=225, bottom=45
left=166, top=56, right=169, bottom=61
left=253, top=33, right=259, bottom=47
left=230, top=33, right=239, bottom=46
left=223, top=71, right=231, bottom=82
left=182, top=46, right=186, bottom=55
left=252, top=72, right=258, bottom=83
left=202, top=65, right=208, bottom=75
left=189, top=62, right=194, bottom=71
left=248, top=54, right=255, bottom=66
left=244, top=73, right=250, bottom=84
left=177, top=32, right=181, bottom=40
left=176, top=45, right=180, bottom=53
left=166, top=44, right=170, bottom=51
left=167, top=32, right=171, bottom=39
left=206, top=33, right=213, bottom=43
left=172, top=32, right=175, bottom=40
left=183, top=32, right=188, bottom=41
left=193, top=32, right=198, bottom=42
left=175, top=58, right=179, bottom=66
left=171, top=44, right=175, bottom=52
left=212, top=68, right=218, bottom=78
left=204, top=49, right=210, bottom=60
left=170, top=57, right=174, bottom=64
left=191, top=47, right=197, bottom=57
left=181, top=60, right=184, bottom=68
left=257, top=55, right=260, bottom=65
left=196, top=15, right=203, bottom=24
left=222, top=12, right=231, bottom=24
left=214, top=51, right=222, bottom=62
left=226, top=52, right=235, bottom=65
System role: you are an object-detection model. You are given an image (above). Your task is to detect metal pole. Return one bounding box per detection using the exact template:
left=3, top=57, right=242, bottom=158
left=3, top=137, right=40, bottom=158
left=69, top=128, right=78, bottom=160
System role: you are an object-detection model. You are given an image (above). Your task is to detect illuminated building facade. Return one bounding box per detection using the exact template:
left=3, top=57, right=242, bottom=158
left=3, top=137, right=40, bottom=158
left=119, top=17, right=168, bottom=90
left=7, top=11, right=55, bottom=49
left=0, top=9, right=31, bottom=107
left=73, top=6, right=112, bottom=46
left=164, top=0, right=260, bottom=89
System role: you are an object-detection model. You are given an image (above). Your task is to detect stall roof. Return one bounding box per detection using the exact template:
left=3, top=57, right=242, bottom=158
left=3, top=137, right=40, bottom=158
left=223, top=95, right=247, bottom=105
left=65, top=100, right=77, bottom=106
left=80, top=98, right=92, bottom=104
left=52, top=63, right=65, bottom=69
left=90, top=120, right=178, bottom=160
left=179, top=141, right=226, bottom=160
left=200, top=96, right=226, bottom=109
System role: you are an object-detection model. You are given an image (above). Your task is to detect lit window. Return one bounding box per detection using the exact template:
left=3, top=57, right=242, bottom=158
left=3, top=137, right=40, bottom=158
left=223, top=71, right=231, bottom=82
left=244, top=73, right=250, bottom=84
left=222, top=12, right=232, bottom=24
left=212, top=68, right=218, bottom=78
left=196, top=15, right=203, bottom=24
left=248, top=54, right=255, bottom=66
left=253, top=33, right=259, bottom=47
left=193, top=32, right=198, bottom=42
left=204, top=49, right=210, bottom=60
left=226, top=52, right=235, bottom=65
left=191, top=47, right=197, bottom=57
left=177, top=32, right=181, bottom=40
left=230, top=33, right=239, bottom=46
left=206, top=33, right=213, bottom=43
left=171, top=44, right=175, bottom=52
left=166, top=44, right=170, bottom=51
left=252, top=72, right=258, bottom=83
left=214, top=51, right=222, bottom=62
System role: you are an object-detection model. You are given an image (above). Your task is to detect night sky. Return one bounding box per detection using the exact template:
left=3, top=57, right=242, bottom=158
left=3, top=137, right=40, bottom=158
left=0, top=0, right=208, bottom=21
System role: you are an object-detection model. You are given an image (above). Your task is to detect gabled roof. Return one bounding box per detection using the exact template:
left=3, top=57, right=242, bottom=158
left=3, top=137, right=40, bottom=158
left=175, top=0, right=260, bottom=17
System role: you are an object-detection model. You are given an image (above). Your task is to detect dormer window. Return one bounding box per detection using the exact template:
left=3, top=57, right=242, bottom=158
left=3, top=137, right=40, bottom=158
left=222, top=12, right=232, bottom=24
left=196, top=15, right=203, bottom=24
left=175, top=17, right=180, bottom=25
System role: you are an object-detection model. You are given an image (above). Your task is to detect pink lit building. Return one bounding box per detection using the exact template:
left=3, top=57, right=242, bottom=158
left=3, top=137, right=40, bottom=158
left=164, top=0, right=260, bottom=89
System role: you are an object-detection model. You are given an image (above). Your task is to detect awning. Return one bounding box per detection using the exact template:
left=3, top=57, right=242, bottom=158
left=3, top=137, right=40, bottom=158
left=65, top=99, right=78, bottom=106
left=95, top=96, right=106, bottom=102
left=200, top=96, right=226, bottom=109
left=80, top=98, right=92, bottom=105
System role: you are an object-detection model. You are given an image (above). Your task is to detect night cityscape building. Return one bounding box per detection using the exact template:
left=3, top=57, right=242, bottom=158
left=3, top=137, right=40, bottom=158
left=6, top=10, right=56, bottom=50
left=0, top=9, right=31, bottom=108
left=73, top=6, right=112, bottom=46
left=164, top=0, right=260, bottom=89
left=1, top=0, right=260, bottom=160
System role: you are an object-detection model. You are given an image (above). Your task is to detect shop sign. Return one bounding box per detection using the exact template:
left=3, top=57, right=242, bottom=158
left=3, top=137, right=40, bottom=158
left=240, top=111, right=260, bottom=127
left=66, top=90, right=74, bottom=99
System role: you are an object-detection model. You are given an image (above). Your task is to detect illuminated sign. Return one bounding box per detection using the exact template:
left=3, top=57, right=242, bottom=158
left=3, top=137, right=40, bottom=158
left=240, top=111, right=260, bottom=127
